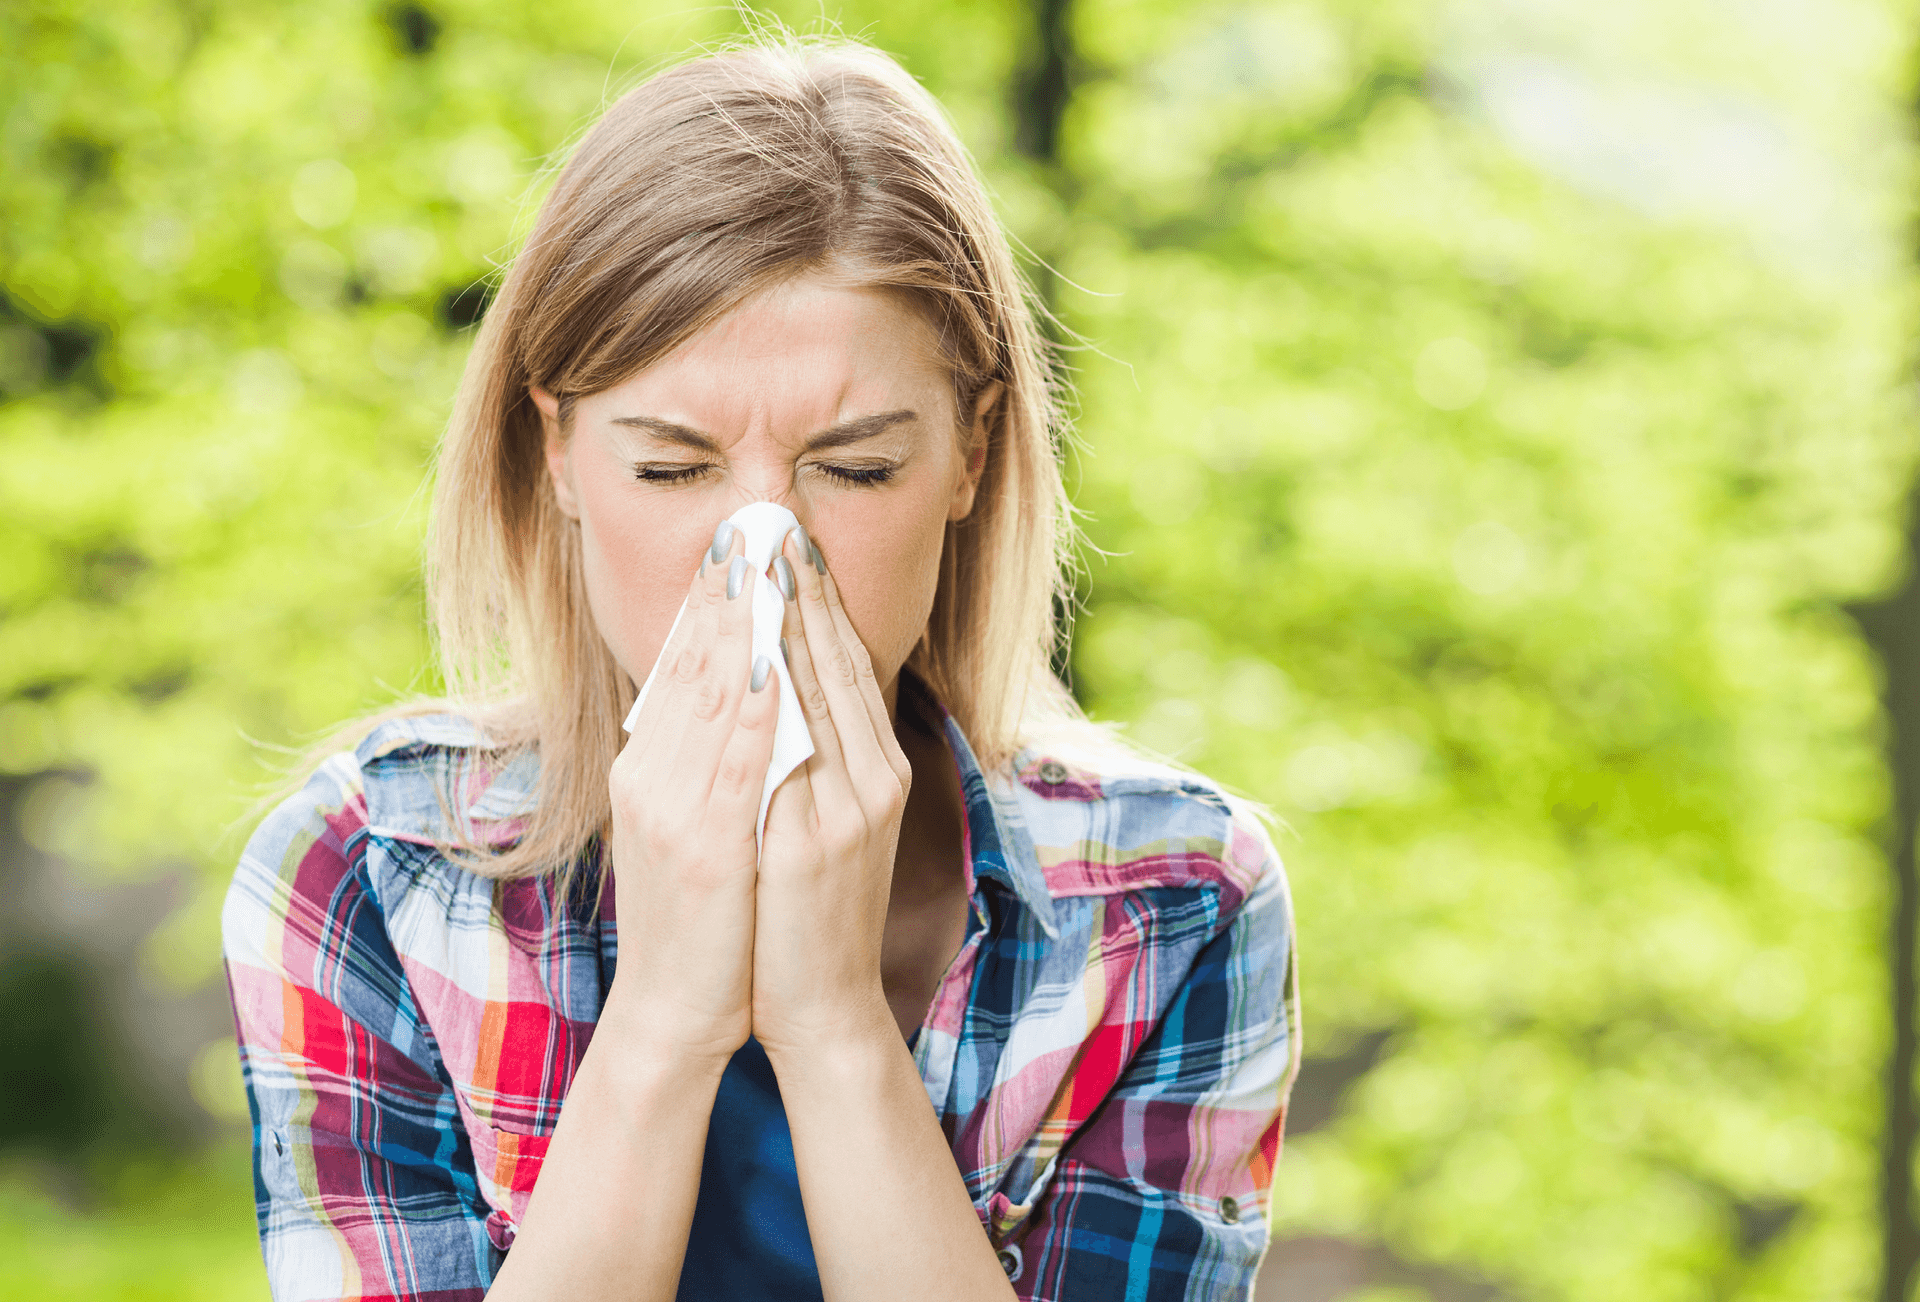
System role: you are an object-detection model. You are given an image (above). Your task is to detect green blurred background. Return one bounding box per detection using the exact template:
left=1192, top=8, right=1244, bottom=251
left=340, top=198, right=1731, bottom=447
left=3, top=0, right=1916, bottom=1298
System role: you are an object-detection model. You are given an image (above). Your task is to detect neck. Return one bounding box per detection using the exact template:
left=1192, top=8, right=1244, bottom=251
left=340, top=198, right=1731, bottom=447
left=889, top=675, right=968, bottom=897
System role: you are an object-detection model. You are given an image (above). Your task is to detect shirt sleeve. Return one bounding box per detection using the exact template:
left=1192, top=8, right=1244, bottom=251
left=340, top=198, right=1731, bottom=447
left=1007, top=818, right=1300, bottom=1302
left=221, top=752, right=498, bottom=1302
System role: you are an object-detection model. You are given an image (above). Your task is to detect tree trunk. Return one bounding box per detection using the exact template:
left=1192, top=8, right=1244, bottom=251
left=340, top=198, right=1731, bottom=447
left=1013, top=0, right=1081, bottom=692
left=1851, top=513, right=1920, bottom=1301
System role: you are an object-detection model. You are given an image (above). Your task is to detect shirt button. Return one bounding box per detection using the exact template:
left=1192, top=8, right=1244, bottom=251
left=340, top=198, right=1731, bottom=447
left=1219, top=1195, right=1241, bottom=1224
left=997, top=1244, right=1023, bottom=1280
left=1037, top=760, right=1068, bottom=784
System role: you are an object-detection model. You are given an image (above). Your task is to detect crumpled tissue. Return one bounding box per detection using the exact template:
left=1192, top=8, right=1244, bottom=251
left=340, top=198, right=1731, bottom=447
left=622, top=501, right=815, bottom=846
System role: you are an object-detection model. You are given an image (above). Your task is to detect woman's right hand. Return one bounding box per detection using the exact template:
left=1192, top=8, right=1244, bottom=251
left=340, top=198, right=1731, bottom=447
left=598, top=520, right=779, bottom=1068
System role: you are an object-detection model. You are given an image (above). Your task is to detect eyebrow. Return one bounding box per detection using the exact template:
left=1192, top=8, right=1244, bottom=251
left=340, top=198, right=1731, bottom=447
left=610, top=409, right=919, bottom=453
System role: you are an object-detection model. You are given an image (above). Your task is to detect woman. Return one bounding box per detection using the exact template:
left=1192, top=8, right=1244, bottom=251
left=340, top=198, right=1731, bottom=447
left=222, top=35, right=1299, bottom=1302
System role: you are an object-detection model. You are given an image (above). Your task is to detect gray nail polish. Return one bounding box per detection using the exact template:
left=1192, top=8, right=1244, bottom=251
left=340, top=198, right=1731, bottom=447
left=773, top=555, right=796, bottom=602
left=751, top=655, right=770, bottom=692
left=710, top=520, right=736, bottom=566
left=791, top=523, right=811, bottom=561
left=810, top=541, right=827, bottom=575
left=779, top=637, right=789, bottom=662
left=727, top=556, right=749, bottom=600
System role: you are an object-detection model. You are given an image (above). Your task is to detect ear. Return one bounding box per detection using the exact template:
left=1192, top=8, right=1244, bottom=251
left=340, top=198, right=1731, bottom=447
left=948, top=380, right=1002, bottom=523
left=531, top=385, right=580, bottom=520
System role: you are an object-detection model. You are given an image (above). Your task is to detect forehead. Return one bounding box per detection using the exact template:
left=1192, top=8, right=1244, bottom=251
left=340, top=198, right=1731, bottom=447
left=592, top=277, right=951, bottom=425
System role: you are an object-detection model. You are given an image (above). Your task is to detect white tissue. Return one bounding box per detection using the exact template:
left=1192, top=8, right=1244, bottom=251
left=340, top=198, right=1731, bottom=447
left=622, top=501, right=816, bottom=847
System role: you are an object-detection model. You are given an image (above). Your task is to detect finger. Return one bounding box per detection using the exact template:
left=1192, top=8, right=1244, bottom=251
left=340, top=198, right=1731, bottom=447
left=626, top=519, right=738, bottom=753
left=809, top=540, right=912, bottom=790
left=785, top=530, right=905, bottom=802
left=706, top=654, right=784, bottom=849
left=777, top=531, right=859, bottom=813
left=637, top=522, right=758, bottom=796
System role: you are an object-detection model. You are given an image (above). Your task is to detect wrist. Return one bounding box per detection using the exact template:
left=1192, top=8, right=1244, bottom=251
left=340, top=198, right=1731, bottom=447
left=758, top=1002, right=901, bottom=1084
left=595, top=979, right=746, bottom=1078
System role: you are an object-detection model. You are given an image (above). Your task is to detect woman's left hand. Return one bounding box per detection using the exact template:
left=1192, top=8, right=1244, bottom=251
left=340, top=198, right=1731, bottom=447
left=750, top=526, right=912, bottom=1061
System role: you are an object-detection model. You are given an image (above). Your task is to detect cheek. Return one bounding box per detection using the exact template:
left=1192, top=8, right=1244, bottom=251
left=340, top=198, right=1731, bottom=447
left=572, top=472, right=710, bottom=686
left=812, top=486, right=952, bottom=681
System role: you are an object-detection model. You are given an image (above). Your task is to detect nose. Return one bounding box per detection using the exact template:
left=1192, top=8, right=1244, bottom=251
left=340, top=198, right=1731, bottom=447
left=729, top=479, right=803, bottom=516
left=725, top=451, right=804, bottom=519
left=719, top=429, right=813, bottom=529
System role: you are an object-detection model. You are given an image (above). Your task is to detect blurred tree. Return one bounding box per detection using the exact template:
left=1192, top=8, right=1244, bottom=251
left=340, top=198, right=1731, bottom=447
left=1851, top=490, right=1920, bottom=1302
left=0, top=1, right=1914, bottom=1299
left=1849, top=56, right=1920, bottom=1302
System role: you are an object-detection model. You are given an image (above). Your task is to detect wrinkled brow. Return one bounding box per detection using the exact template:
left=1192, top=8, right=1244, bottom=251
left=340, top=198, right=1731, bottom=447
left=610, top=410, right=918, bottom=452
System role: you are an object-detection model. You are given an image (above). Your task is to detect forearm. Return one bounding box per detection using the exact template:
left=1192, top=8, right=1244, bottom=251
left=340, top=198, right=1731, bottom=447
left=769, top=1014, right=1017, bottom=1302
left=487, top=1021, right=728, bottom=1302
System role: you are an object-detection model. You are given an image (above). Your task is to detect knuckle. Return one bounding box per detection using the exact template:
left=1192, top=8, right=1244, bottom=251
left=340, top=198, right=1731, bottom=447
left=819, top=812, right=856, bottom=846
left=671, top=643, right=709, bottom=684
left=716, top=751, right=756, bottom=794
left=690, top=677, right=727, bottom=722
left=826, top=643, right=858, bottom=687
left=835, top=814, right=872, bottom=848
left=800, top=682, right=831, bottom=718
left=639, top=820, right=680, bottom=861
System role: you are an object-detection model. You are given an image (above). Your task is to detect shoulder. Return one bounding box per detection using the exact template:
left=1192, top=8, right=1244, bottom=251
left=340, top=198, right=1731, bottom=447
left=222, top=711, right=530, bottom=962
left=999, top=732, right=1283, bottom=922
left=222, top=744, right=375, bottom=974
left=228, top=744, right=370, bottom=894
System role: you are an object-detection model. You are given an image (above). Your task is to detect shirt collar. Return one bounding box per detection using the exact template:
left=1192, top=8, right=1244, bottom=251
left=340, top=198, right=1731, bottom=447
left=358, top=714, right=535, bottom=847
left=925, top=687, right=1061, bottom=941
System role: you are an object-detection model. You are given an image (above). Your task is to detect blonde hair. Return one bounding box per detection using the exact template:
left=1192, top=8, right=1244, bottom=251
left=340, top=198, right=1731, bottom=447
left=342, top=36, right=1085, bottom=898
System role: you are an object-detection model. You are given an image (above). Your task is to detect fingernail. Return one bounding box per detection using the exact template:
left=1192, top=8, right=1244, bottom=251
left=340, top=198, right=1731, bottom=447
left=710, top=521, right=736, bottom=566
left=727, top=556, right=749, bottom=600
left=779, top=637, right=789, bottom=662
left=773, top=555, right=796, bottom=602
left=790, top=523, right=811, bottom=561
left=751, top=655, right=770, bottom=692
left=810, top=541, right=827, bottom=575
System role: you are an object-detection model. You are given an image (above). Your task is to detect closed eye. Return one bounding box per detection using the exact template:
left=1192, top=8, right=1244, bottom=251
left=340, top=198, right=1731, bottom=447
left=631, top=463, right=713, bottom=484
left=816, top=462, right=897, bottom=487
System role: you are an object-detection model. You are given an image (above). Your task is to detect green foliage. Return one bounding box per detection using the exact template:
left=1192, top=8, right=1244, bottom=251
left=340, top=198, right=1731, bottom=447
left=0, top=1143, right=260, bottom=1300
left=1057, top=2, right=1914, bottom=1297
left=1, top=0, right=1913, bottom=1298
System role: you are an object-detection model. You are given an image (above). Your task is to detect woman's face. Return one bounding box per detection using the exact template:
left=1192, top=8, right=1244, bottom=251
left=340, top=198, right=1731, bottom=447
left=534, top=276, right=994, bottom=712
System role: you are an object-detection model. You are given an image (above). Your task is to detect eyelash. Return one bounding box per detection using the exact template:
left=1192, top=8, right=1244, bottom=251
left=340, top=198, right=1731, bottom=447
left=631, top=465, right=709, bottom=484
left=820, top=463, right=895, bottom=486
left=629, top=463, right=897, bottom=487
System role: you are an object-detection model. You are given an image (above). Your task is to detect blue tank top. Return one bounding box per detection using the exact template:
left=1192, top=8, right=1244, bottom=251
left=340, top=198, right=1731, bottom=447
left=676, top=1029, right=919, bottom=1299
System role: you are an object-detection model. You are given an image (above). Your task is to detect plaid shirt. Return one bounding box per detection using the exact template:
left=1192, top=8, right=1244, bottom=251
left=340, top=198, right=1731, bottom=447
left=223, top=706, right=1300, bottom=1301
